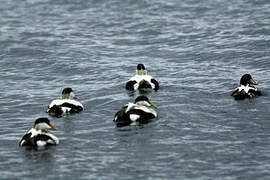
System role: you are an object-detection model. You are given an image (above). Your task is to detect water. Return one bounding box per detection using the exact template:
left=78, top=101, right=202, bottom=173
left=1, top=0, right=270, bottom=179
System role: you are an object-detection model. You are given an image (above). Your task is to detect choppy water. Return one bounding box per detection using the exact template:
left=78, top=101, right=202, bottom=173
left=1, top=0, right=270, bottom=179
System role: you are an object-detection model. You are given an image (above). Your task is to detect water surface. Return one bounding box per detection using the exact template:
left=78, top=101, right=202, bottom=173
left=1, top=0, right=270, bottom=179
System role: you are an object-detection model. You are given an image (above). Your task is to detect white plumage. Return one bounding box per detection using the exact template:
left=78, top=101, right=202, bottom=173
left=19, top=118, right=59, bottom=148
left=126, top=64, right=159, bottom=91
left=47, top=88, right=84, bottom=117
left=114, top=96, right=157, bottom=127
left=231, top=74, right=262, bottom=100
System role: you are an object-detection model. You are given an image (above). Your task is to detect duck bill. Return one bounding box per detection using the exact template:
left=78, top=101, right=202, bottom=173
left=49, top=123, right=57, bottom=130
left=70, top=92, right=77, bottom=99
left=250, top=78, right=258, bottom=85
left=148, top=100, right=157, bottom=109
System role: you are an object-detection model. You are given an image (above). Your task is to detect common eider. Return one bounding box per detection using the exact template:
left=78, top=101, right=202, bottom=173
left=19, top=118, right=59, bottom=147
left=47, top=88, right=84, bottom=117
left=231, top=74, right=262, bottom=100
left=126, top=64, right=159, bottom=91
left=114, top=95, right=157, bottom=127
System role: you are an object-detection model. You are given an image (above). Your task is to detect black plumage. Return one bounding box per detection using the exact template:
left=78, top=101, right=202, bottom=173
left=114, top=96, right=157, bottom=127
left=125, top=64, right=159, bottom=91
left=231, top=74, right=262, bottom=100
left=19, top=118, right=59, bottom=147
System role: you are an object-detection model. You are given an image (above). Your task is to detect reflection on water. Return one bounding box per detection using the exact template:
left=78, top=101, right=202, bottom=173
left=23, top=148, right=56, bottom=164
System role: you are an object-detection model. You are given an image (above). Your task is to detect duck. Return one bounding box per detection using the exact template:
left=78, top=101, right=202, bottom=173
left=231, top=74, right=262, bottom=100
left=47, top=88, right=84, bottom=117
left=125, top=64, right=159, bottom=91
left=19, top=118, right=59, bottom=147
left=114, top=95, right=157, bottom=127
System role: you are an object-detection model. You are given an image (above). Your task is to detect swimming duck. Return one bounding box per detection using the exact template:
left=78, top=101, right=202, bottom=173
left=231, top=74, right=262, bottom=100
left=19, top=118, right=59, bottom=147
left=47, top=88, right=84, bottom=117
left=114, top=95, right=157, bottom=127
left=125, top=64, right=159, bottom=91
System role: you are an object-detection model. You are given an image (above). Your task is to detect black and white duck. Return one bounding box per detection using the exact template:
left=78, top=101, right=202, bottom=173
left=114, top=95, right=157, bottom=127
left=125, top=64, right=159, bottom=91
left=19, top=118, right=59, bottom=147
left=231, top=74, right=262, bottom=100
left=47, top=88, right=84, bottom=117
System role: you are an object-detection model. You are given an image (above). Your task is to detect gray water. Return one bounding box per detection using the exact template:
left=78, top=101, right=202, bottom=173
left=1, top=0, right=270, bottom=179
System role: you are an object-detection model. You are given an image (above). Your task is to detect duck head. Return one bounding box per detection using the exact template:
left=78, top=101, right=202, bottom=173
left=136, top=64, right=147, bottom=75
left=240, top=74, right=258, bottom=86
left=134, top=95, right=157, bottom=108
left=62, top=87, right=77, bottom=99
left=34, top=118, right=57, bottom=131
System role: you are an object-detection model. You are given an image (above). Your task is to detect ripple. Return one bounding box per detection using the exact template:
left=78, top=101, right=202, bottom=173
left=1, top=0, right=270, bottom=179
